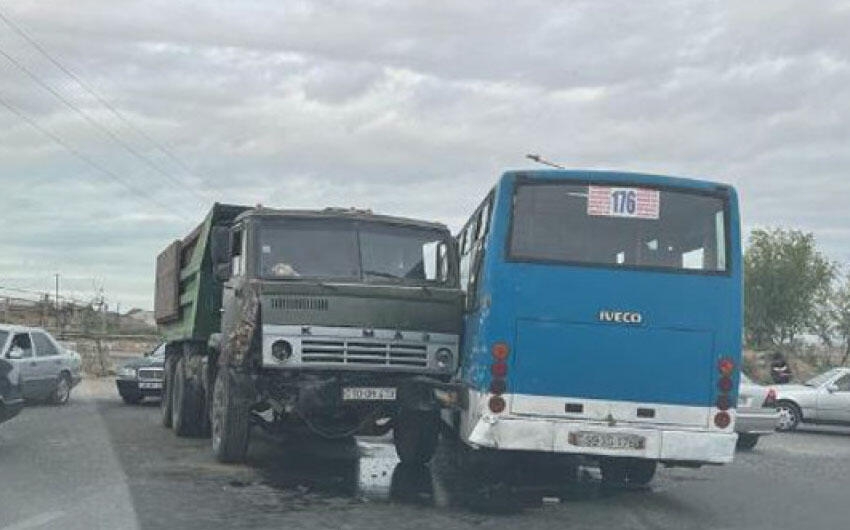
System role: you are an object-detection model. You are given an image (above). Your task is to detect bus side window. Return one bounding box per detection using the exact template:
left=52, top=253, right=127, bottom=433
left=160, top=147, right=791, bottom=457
left=476, top=198, right=491, bottom=242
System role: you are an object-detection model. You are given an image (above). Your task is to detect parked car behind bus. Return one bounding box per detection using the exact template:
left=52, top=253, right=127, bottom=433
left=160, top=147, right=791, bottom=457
left=775, top=367, right=850, bottom=431
left=735, top=374, right=779, bottom=449
left=115, top=343, right=165, bottom=404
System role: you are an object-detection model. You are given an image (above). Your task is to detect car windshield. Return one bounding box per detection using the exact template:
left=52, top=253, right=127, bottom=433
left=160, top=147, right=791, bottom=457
left=258, top=218, right=449, bottom=284
left=805, top=369, right=842, bottom=387
left=509, top=181, right=728, bottom=273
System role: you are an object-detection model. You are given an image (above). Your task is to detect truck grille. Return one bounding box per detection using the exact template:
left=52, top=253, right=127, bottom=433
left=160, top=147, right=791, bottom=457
left=301, top=339, right=428, bottom=367
left=138, top=367, right=164, bottom=381
left=269, top=297, right=329, bottom=311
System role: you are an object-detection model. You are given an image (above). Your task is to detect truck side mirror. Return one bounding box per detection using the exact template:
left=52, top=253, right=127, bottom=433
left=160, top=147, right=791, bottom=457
left=210, top=226, right=230, bottom=266
left=214, top=263, right=231, bottom=283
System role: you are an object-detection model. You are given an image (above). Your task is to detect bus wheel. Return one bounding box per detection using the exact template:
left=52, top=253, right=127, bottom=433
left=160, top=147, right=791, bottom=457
left=599, top=458, right=627, bottom=489
left=625, top=458, right=657, bottom=486
left=394, top=410, right=440, bottom=465
left=211, top=368, right=250, bottom=463
left=172, top=357, right=202, bottom=437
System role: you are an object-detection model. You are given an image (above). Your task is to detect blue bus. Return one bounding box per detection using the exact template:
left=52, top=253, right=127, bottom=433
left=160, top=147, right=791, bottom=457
left=451, top=169, right=742, bottom=485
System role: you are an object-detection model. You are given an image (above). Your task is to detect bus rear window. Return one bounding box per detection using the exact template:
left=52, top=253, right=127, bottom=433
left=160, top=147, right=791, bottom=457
left=509, top=182, right=729, bottom=273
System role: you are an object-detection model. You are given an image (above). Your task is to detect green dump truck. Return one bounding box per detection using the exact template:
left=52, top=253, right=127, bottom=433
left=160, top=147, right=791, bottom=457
left=154, top=204, right=463, bottom=463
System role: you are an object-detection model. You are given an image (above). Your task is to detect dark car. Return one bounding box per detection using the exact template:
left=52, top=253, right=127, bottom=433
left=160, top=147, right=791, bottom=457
left=115, top=343, right=165, bottom=404
left=0, top=341, right=24, bottom=425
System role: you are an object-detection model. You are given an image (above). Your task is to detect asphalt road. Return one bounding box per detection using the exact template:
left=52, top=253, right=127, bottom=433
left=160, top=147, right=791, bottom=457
left=2, top=379, right=850, bottom=530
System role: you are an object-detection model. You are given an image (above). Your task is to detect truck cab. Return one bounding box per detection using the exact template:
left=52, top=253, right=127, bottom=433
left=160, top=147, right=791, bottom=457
left=156, top=205, right=463, bottom=464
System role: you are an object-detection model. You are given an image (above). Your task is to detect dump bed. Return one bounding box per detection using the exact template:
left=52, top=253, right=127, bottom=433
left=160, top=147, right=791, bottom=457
left=155, top=203, right=249, bottom=342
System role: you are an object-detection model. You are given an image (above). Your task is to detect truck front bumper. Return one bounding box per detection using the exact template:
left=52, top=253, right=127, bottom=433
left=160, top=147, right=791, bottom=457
left=464, top=413, right=737, bottom=465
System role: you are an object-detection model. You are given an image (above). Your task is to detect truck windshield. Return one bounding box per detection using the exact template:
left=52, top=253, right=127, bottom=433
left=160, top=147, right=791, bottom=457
left=258, top=219, right=448, bottom=283
left=509, top=181, right=729, bottom=273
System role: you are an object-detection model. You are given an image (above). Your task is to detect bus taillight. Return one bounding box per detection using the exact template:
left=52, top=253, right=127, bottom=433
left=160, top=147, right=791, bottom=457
left=489, top=396, right=506, bottom=413
left=714, top=411, right=731, bottom=429
left=492, top=343, right=509, bottom=361
left=718, top=358, right=735, bottom=376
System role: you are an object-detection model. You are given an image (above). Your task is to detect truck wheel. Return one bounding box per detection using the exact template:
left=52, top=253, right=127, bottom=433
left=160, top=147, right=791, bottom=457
left=161, top=357, right=174, bottom=428
left=394, top=411, right=440, bottom=465
left=625, top=458, right=657, bottom=486
left=211, top=368, right=250, bottom=463
left=172, top=356, right=203, bottom=437
left=736, top=433, right=760, bottom=450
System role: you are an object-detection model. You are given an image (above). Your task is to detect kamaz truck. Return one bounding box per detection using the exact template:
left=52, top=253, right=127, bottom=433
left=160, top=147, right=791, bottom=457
left=154, top=204, right=463, bottom=464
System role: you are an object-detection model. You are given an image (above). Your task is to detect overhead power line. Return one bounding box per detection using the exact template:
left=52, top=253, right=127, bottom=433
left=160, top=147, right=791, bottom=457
left=0, top=7, right=213, bottom=199
left=0, top=93, right=192, bottom=221
left=0, top=44, right=208, bottom=207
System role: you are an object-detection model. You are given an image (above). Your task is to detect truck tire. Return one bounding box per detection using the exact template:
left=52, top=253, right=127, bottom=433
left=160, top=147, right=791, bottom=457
left=394, top=410, right=440, bottom=465
left=172, top=356, right=203, bottom=437
left=211, top=368, right=250, bottom=463
left=161, top=356, right=174, bottom=428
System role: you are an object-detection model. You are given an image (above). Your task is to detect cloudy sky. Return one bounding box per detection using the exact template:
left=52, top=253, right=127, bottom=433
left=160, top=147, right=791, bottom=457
left=0, top=0, right=848, bottom=310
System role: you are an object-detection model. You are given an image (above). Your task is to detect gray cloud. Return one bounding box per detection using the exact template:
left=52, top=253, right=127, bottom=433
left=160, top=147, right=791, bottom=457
left=1, top=0, right=849, bottom=309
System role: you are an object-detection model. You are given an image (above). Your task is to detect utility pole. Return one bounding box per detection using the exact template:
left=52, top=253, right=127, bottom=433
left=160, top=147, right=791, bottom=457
left=55, top=273, right=60, bottom=331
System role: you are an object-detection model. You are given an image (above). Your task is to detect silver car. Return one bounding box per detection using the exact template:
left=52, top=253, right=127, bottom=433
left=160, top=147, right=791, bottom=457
left=774, top=367, right=850, bottom=431
left=735, top=374, right=779, bottom=449
left=0, top=324, right=83, bottom=404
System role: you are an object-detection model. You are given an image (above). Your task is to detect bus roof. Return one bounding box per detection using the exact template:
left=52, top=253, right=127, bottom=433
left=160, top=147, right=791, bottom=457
left=499, top=169, right=735, bottom=193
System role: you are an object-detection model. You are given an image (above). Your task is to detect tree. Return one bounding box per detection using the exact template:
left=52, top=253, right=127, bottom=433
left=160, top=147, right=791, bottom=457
left=833, top=273, right=850, bottom=365
left=744, top=228, right=835, bottom=348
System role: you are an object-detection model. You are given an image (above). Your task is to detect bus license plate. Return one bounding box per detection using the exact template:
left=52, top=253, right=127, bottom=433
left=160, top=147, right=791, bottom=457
left=569, top=431, right=645, bottom=450
left=342, top=387, right=397, bottom=401
left=139, top=382, right=162, bottom=390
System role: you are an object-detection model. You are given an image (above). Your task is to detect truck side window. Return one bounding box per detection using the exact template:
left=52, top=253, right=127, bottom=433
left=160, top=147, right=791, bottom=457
left=231, top=229, right=244, bottom=277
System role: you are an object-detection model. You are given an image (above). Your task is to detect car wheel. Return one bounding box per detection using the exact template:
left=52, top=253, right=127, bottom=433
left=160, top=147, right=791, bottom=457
left=121, top=392, right=143, bottom=405
left=736, top=433, right=759, bottom=450
left=52, top=373, right=71, bottom=405
left=776, top=401, right=801, bottom=431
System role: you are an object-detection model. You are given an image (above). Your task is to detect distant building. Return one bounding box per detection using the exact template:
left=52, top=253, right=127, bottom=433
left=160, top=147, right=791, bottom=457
left=125, top=308, right=156, bottom=328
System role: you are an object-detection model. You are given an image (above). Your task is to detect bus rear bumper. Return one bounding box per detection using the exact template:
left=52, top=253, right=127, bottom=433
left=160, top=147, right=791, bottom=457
left=465, top=414, right=737, bottom=465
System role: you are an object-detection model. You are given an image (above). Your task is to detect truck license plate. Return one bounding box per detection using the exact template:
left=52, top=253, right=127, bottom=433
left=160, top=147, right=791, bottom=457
left=342, top=387, right=397, bottom=401
left=139, top=382, right=162, bottom=390
left=569, top=431, right=645, bottom=450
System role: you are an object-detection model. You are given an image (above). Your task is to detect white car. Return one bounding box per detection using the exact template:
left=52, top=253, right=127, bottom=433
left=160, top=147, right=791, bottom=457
left=774, top=367, right=850, bottom=431
left=735, top=374, right=779, bottom=449
left=0, top=324, right=83, bottom=404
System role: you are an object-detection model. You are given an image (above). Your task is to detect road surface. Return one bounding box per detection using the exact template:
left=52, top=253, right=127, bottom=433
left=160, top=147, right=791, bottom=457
left=2, top=379, right=849, bottom=530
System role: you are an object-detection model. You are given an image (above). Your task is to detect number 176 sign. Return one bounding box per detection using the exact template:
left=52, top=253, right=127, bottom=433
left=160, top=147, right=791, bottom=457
left=587, top=186, right=660, bottom=219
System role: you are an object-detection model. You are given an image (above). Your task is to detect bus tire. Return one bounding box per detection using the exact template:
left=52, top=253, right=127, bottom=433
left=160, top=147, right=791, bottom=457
left=172, top=356, right=202, bottom=437
left=736, top=433, right=760, bottom=450
left=599, top=458, right=627, bottom=489
left=394, top=410, right=440, bottom=465
left=161, top=356, right=174, bottom=428
left=211, top=368, right=250, bottom=463
left=625, top=458, right=657, bottom=486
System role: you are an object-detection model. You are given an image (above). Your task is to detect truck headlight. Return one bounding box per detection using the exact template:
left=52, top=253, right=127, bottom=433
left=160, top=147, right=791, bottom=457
left=436, top=348, right=453, bottom=369
left=117, top=367, right=137, bottom=379
left=271, top=340, right=293, bottom=362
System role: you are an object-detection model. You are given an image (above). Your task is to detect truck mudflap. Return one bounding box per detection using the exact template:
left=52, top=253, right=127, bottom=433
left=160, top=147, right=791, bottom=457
left=221, top=285, right=261, bottom=370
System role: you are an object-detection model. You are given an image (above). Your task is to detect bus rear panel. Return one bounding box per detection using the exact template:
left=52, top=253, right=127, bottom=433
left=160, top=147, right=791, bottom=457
left=456, top=170, right=742, bottom=466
